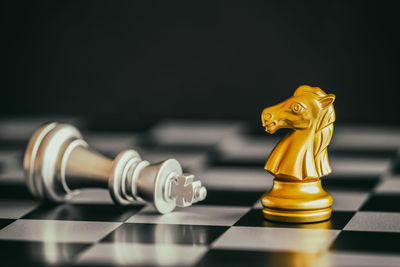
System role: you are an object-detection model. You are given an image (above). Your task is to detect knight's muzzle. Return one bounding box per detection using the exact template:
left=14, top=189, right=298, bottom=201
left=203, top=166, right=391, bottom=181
left=262, top=109, right=274, bottom=126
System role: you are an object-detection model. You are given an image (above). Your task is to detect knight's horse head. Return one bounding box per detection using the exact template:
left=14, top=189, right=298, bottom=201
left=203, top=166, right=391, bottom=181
left=262, top=85, right=335, bottom=134
left=262, top=85, right=336, bottom=180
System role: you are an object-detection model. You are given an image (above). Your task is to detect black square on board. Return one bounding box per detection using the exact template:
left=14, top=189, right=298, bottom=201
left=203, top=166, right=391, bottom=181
left=0, top=219, right=15, bottom=230
left=0, top=184, right=35, bottom=200
left=234, top=209, right=354, bottom=230
left=195, top=249, right=321, bottom=267
left=22, top=203, right=144, bottom=222
left=322, top=176, right=379, bottom=192
left=391, top=157, right=400, bottom=174
left=330, top=148, right=397, bottom=159
left=360, top=194, right=400, bottom=212
left=330, top=231, right=400, bottom=254
left=0, top=240, right=91, bottom=266
left=209, top=150, right=265, bottom=168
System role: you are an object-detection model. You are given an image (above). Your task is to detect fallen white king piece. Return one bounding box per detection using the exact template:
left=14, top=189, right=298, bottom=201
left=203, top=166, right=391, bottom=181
left=23, top=122, right=207, bottom=214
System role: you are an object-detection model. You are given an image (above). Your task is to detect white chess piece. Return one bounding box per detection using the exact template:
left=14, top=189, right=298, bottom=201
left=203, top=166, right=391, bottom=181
left=23, top=122, right=207, bottom=214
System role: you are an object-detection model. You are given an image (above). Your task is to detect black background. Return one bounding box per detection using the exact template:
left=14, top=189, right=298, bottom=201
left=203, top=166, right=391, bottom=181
left=2, top=1, right=399, bottom=126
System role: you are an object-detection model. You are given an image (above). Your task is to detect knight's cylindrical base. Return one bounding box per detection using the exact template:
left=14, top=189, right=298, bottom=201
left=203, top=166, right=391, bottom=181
left=261, top=179, right=332, bottom=223
left=262, top=207, right=331, bottom=223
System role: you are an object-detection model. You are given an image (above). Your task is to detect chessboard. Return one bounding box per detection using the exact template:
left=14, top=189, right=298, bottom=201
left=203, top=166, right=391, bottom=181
left=0, top=117, right=399, bottom=267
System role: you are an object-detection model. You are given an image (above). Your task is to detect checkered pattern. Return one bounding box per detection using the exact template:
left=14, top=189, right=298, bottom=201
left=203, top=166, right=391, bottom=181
left=0, top=117, right=400, bottom=267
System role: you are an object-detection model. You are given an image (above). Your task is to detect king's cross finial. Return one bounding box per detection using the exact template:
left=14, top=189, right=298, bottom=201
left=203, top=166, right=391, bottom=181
left=170, top=174, right=207, bottom=207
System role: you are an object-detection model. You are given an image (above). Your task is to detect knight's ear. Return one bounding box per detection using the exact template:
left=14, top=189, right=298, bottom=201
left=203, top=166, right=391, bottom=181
left=319, top=94, right=335, bottom=108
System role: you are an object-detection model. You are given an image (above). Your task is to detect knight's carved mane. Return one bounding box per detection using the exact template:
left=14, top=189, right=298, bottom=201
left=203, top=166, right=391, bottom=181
left=294, top=86, right=335, bottom=177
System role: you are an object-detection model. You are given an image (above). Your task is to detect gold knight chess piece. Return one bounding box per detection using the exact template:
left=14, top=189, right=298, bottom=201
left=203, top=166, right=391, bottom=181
left=261, top=85, right=335, bottom=223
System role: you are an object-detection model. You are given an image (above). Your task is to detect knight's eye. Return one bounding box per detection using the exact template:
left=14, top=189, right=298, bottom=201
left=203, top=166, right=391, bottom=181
left=291, top=103, right=304, bottom=113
